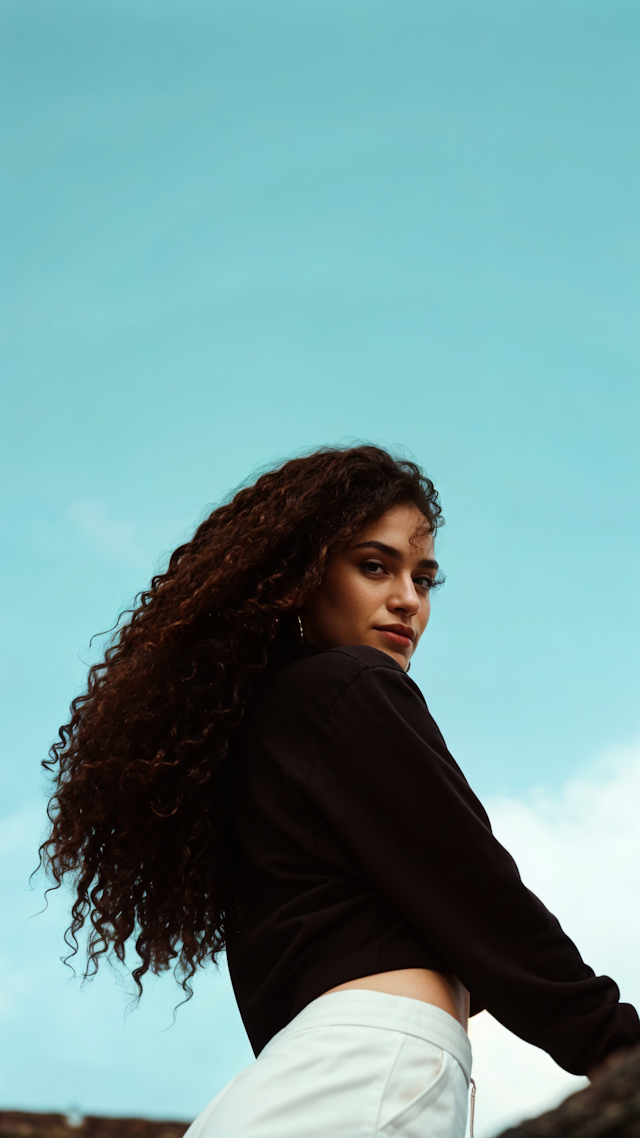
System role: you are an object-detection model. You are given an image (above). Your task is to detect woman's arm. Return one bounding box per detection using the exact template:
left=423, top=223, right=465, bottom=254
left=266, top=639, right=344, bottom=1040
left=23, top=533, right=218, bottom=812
left=310, top=657, right=640, bottom=1076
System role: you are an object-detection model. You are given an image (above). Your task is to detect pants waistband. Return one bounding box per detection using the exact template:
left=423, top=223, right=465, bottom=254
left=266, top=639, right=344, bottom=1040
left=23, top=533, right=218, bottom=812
left=263, top=990, right=473, bottom=1085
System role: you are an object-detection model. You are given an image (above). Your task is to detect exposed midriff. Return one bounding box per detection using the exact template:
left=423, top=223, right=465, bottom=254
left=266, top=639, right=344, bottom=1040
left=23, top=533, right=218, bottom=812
left=321, top=967, right=470, bottom=1030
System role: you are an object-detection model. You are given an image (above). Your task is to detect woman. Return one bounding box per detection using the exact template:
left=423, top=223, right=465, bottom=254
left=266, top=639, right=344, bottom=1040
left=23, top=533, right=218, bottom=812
left=42, top=445, right=638, bottom=1138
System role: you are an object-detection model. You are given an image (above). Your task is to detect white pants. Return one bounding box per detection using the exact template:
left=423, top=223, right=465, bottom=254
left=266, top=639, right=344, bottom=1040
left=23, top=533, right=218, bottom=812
left=185, top=990, right=473, bottom=1138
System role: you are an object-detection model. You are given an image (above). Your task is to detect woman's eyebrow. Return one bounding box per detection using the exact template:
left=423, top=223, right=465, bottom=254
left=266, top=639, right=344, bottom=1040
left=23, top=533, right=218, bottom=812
left=353, top=540, right=402, bottom=558
left=352, top=540, right=439, bottom=571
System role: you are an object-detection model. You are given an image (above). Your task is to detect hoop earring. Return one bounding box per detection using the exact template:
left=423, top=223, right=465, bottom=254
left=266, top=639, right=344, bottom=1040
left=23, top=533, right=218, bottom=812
left=297, top=614, right=305, bottom=645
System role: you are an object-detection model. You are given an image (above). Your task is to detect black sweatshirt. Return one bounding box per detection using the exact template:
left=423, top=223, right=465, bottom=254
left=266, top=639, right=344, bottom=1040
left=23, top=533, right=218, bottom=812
left=226, top=643, right=639, bottom=1073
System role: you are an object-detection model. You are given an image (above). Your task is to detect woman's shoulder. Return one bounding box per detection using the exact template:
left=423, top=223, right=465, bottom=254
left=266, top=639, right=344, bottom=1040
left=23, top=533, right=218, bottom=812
left=261, top=643, right=426, bottom=726
left=281, top=642, right=406, bottom=689
left=245, top=643, right=459, bottom=790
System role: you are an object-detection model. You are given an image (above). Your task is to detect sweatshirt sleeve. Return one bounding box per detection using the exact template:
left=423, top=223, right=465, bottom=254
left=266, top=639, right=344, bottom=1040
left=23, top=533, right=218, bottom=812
left=310, top=661, right=640, bottom=1076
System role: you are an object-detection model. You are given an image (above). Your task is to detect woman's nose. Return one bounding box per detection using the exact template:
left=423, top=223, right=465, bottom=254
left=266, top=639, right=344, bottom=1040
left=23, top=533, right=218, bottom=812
left=389, top=577, right=420, bottom=614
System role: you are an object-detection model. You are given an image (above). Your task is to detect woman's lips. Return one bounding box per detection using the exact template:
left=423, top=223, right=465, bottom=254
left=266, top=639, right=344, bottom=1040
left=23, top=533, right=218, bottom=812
left=374, top=627, right=413, bottom=649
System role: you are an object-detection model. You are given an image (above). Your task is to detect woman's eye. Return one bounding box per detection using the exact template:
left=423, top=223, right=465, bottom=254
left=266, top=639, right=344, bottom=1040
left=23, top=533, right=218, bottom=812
left=414, top=575, right=435, bottom=590
left=361, top=560, right=386, bottom=576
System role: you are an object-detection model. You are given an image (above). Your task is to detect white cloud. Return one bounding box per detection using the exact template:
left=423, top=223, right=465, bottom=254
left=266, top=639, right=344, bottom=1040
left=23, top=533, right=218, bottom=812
left=468, top=743, right=640, bottom=1137
left=67, top=498, right=149, bottom=568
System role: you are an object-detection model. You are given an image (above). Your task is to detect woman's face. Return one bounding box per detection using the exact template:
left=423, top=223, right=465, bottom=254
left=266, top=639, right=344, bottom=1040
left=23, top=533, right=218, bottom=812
left=301, top=504, right=438, bottom=671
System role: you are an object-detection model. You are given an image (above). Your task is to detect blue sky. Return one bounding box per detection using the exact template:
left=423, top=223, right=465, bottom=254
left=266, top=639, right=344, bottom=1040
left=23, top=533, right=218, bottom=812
left=1, top=1, right=639, bottom=1130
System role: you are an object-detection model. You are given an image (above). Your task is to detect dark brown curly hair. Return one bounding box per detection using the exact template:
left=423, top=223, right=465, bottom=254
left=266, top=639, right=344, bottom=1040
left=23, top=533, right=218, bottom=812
left=41, top=444, right=443, bottom=1000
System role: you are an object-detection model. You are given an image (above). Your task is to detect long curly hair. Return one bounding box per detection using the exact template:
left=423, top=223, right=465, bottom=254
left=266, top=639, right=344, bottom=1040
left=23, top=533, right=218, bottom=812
left=41, top=444, right=443, bottom=999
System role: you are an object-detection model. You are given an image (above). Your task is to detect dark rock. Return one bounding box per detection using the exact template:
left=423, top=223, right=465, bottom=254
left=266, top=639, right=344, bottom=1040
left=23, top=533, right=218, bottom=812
left=496, top=1046, right=640, bottom=1138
